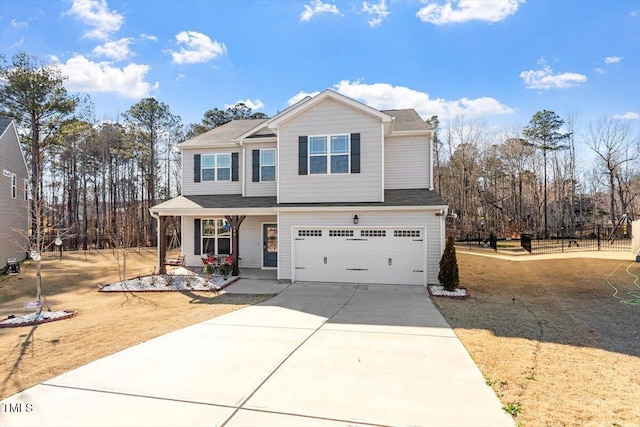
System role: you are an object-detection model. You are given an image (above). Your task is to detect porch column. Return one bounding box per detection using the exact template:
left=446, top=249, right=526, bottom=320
left=225, top=215, right=246, bottom=276
left=157, top=216, right=171, bottom=274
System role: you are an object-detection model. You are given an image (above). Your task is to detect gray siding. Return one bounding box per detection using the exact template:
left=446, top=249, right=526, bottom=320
left=244, top=142, right=277, bottom=197
left=278, top=98, right=383, bottom=203
left=385, top=135, right=431, bottom=189
left=0, top=122, right=29, bottom=265
left=278, top=210, right=444, bottom=284
left=181, top=214, right=276, bottom=268
left=182, top=148, right=242, bottom=196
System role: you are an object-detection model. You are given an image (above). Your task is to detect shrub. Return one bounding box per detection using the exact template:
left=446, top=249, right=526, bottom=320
left=438, top=235, right=459, bottom=291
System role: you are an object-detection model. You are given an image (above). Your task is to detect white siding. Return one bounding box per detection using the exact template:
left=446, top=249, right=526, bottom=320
left=278, top=98, right=383, bottom=203
left=238, top=215, right=277, bottom=268
left=384, top=135, right=431, bottom=189
left=278, top=210, right=444, bottom=284
left=181, top=215, right=276, bottom=269
left=244, top=142, right=277, bottom=197
left=182, top=148, right=242, bottom=196
left=0, top=123, right=29, bottom=264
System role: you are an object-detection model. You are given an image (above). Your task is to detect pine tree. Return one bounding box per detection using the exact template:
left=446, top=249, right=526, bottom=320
left=438, top=236, right=459, bottom=291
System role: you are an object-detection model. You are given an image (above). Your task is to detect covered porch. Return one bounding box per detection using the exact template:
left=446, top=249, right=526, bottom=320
left=150, top=195, right=278, bottom=277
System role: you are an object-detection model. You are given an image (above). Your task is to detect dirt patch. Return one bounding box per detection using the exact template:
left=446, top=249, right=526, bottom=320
left=433, top=252, right=640, bottom=426
left=0, top=249, right=273, bottom=400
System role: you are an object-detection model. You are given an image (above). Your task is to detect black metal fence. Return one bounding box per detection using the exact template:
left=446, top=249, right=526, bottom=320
left=520, top=224, right=632, bottom=254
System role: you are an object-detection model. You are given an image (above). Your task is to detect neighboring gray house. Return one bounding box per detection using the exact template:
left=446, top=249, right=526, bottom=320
left=152, top=90, right=447, bottom=285
left=0, top=117, right=29, bottom=267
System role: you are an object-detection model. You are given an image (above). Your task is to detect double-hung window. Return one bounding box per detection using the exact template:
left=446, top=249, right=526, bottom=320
left=260, top=149, right=276, bottom=181
left=309, top=135, right=350, bottom=174
left=202, top=219, right=232, bottom=255
left=201, top=154, right=231, bottom=181
left=24, top=179, right=29, bottom=201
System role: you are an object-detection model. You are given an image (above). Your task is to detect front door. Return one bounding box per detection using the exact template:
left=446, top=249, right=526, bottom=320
left=263, top=224, right=277, bottom=268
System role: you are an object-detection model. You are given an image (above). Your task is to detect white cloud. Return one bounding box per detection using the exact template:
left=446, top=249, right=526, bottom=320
left=140, top=33, right=157, bottom=42
left=300, top=0, right=340, bottom=22
left=604, top=56, right=623, bottom=64
left=594, top=67, right=606, bottom=75
left=168, top=31, right=227, bottom=64
left=51, top=55, right=158, bottom=98
left=63, top=0, right=124, bottom=40
left=631, top=9, right=639, bottom=17
left=175, top=73, right=185, bottom=81
left=612, top=112, right=639, bottom=120
left=519, top=59, right=587, bottom=89
left=92, top=38, right=133, bottom=61
left=363, top=0, right=390, bottom=27
left=224, top=99, right=265, bottom=111
left=10, top=37, right=25, bottom=49
left=416, top=0, right=523, bottom=25
left=287, top=91, right=322, bottom=105
left=11, top=19, right=29, bottom=29
left=288, top=81, right=513, bottom=118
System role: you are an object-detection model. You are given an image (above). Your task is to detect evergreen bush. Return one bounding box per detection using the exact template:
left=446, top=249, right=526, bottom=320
left=438, top=235, right=459, bottom=291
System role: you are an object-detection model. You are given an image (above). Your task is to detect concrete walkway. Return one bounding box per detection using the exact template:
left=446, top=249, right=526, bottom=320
left=1, top=282, right=514, bottom=427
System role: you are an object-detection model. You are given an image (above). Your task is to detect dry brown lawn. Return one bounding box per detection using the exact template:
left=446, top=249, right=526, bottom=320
left=434, top=250, right=640, bottom=427
left=1, top=248, right=639, bottom=426
left=0, top=249, right=272, bottom=400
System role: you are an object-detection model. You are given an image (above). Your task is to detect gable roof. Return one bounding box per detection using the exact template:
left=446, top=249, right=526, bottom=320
left=0, top=117, right=13, bottom=137
left=264, top=89, right=393, bottom=130
left=177, top=118, right=271, bottom=149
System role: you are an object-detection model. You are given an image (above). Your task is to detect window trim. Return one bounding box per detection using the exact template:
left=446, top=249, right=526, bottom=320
left=11, top=173, right=17, bottom=199
left=201, top=218, right=232, bottom=255
left=259, top=148, right=276, bottom=182
left=23, top=179, right=29, bottom=201
left=308, top=134, right=350, bottom=175
left=201, top=153, right=232, bottom=182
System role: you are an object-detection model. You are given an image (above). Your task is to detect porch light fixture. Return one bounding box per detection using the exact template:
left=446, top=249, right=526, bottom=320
left=353, top=214, right=359, bottom=225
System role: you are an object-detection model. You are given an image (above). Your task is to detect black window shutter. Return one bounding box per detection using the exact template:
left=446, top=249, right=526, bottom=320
left=231, top=152, right=239, bottom=181
left=350, top=133, right=360, bottom=174
left=194, top=219, right=201, bottom=255
left=298, top=136, right=308, bottom=175
left=252, top=150, right=260, bottom=182
left=194, top=154, right=201, bottom=182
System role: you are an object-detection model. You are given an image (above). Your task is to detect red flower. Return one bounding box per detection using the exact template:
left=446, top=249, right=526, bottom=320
left=225, top=255, right=234, bottom=264
left=207, top=256, right=216, bottom=264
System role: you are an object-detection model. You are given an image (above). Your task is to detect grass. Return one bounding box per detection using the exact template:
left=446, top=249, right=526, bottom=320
left=1, top=248, right=639, bottom=426
left=433, top=251, right=640, bottom=426
left=0, top=249, right=272, bottom=400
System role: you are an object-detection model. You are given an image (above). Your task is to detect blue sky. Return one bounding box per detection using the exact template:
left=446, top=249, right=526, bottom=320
left=1, top=0, right=639, bottom=136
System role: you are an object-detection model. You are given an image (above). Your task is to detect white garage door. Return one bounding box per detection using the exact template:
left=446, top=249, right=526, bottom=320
left=293, top=227, right=425, bottom=285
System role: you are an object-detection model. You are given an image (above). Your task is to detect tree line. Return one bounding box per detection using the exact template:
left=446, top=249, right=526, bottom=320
left=1, top=51, right=638, bottom=254
left=430, top=110, right=639, bottom=240
left=0, top=52, right=265, bottom=251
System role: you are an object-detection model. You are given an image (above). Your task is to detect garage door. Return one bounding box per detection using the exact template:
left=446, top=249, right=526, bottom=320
left=293, top=227, right=425, bottom=285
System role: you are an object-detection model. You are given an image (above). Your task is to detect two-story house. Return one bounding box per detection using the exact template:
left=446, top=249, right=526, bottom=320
left=151, top=90, right=447, bottom=285
left=0, top=117, right=29, bottom=268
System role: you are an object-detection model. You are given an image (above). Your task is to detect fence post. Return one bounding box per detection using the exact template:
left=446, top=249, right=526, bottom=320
left=598, top=225, right=601, bottom=250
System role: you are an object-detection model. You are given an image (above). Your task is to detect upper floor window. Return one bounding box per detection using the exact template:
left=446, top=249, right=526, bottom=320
left=309, top=135, right=350, bottom=175
left=202, top=154, right=231, bottom=181
left=24, top=179, right=29, bottom=201
left=11, top=173, right=17, bottom=199
left=260, top=149, right=276, bottom=182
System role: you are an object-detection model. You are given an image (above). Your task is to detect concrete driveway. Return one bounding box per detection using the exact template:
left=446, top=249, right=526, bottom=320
left=1, top=282, right=514, bottom=427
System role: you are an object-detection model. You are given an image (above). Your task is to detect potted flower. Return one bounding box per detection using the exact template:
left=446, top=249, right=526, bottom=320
left=218, top=255, right=234, bottom=279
